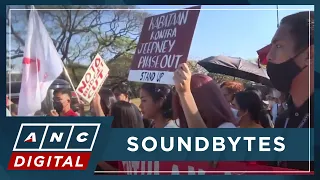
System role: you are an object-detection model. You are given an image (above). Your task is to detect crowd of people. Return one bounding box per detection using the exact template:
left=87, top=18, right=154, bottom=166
left=5, top=10, right=314, bottom=172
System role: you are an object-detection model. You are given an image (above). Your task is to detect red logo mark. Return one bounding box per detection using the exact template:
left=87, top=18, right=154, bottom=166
left=23, top=57, right=40, bottom=72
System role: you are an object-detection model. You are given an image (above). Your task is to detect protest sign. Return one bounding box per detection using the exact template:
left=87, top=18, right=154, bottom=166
left=128, top=6, right=201, bottom=85
left=76, top=54, right=109, bottom=103
left=119, top=161, right=313, bottom=175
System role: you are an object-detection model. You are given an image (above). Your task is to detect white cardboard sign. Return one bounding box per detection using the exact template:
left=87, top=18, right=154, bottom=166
left=75, top=54, right=109, bottom=103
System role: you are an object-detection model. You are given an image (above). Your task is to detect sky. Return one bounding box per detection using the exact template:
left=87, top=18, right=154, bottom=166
left=138, top=5, right=314, bottom=60
left=7, top=5, right=314, bottom=72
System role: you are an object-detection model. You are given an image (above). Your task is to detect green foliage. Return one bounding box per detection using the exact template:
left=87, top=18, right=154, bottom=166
left=7, top=5, right=150, bottom=87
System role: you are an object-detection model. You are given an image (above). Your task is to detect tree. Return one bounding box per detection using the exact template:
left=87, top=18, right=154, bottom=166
left=187, top=60, right=208, bottom=74
left=6, top=5, right=150, bottom=83
left=247, top=57, right=258, bottom=63
left=186, top=60, right=251, bottom=85
left=60, top=53, right=142, bottom=98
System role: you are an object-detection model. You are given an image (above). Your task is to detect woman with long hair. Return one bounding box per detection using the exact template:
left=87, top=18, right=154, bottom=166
left=233, top=91, right=273, bottom=128
left=173, top=63, right=236, bottom=128
left=111, top=101, right=145, bottom=128
left=91, top=89, right=117, bottom=116
left=139, top=83, right=178, bottom=128
left=96, top=101, right=144, bottom=173
left=172, top=64, right=270, bottom=170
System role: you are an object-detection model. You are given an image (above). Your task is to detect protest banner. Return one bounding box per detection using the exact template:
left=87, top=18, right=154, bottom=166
left=119, top=161, right=313, bottom=175
left=76, top=54, right=109, bottom=103
left=128, top=6, right=201, bottom=85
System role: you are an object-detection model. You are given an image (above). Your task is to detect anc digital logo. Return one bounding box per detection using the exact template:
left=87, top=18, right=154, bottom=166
left=8, top=123, right=100, bottom=170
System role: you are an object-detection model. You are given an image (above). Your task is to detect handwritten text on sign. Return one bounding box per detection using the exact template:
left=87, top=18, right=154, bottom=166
left=128, top=6, right=201, bottom=84
left=76, top=54, right=109, bottom=103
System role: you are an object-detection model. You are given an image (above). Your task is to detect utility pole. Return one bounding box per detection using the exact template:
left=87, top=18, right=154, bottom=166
left=277, top=5, right=279, bottom=28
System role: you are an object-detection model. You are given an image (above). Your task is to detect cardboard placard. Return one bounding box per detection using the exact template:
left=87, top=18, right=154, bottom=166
left=128, top=6, right=201, bottom=85
left=76, top=54, right=109, bottom=103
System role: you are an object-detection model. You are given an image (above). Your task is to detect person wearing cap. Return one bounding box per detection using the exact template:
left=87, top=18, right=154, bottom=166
left=266, top=11, right=314, bottom=170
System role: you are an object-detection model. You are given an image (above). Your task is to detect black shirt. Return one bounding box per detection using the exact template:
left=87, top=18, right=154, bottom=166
left=273, top=94, right=314, bottom=171
left=275, top=94, right=313, bottom=128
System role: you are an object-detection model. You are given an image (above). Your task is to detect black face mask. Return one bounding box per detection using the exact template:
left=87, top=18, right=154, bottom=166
left=53, top=101, right=63, bottom=113
left=267, top=57, right=303, bottom=92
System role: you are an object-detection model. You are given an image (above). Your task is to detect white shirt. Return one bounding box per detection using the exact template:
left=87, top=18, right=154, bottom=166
left=218, top=122, right=237, bottom=128
left=164, top=119, right=180, bottom=128
left=163, top=120, right=236, bottom=128
left=230, top=108, right=240, bottom=123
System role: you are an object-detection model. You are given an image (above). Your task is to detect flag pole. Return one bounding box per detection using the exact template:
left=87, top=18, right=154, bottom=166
left=31, top=5, right=80, bottom=104
left=61, top=64, right=81, bottom=104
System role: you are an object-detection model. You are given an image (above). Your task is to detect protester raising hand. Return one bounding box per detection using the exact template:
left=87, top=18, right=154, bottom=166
left=173, top=63, right=192, bottom=94
left=93, top=93, right=101, bottom=106
left=77, top=100, right=85, bottom=116
left=92, top=93, right=105, bottom=116
left=173, top=63, right=207, bottom=128
left=91, top=90, right=117, bottom=117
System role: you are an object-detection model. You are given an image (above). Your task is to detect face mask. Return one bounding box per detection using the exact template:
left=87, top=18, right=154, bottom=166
left=231, top=107, right=239, bottom=120
left=267, top=53, right=305, bottom=92
left=53, top=101, right=63, bottom=113
left=237, top=110, right=248, bottom=122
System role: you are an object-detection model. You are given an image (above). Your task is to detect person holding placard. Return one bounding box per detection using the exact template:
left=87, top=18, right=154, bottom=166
left=173, top=64, right=236, bottom=128
left=91, top=89, right=117, bottom=117
left=172, top=65, right=237, bottom=170
left=112, top=84, right=131, bottom=102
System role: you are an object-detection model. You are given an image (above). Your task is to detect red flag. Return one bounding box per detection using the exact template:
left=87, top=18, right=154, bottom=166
left=257, top=44, right=271, bottom=65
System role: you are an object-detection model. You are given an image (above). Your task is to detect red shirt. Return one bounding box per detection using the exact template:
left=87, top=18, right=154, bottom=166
left=62, top=109, right=78, bottom=117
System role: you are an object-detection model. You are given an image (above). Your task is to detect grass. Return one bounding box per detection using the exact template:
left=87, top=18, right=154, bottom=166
left=131, top=98, right=141, bottom=109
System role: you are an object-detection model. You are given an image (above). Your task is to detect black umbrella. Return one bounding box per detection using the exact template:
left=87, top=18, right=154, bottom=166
left=198, top=55, right=272, bottom=87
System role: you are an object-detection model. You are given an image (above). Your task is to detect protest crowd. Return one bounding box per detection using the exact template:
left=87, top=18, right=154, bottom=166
left=6, top=6, right=314, bottom=174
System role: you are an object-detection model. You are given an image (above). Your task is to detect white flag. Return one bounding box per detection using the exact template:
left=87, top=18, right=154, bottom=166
left=18, top=8, right=63, bottom=116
